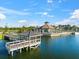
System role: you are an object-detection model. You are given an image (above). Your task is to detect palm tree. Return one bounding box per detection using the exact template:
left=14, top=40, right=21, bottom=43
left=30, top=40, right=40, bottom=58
left=44, top=21, right=49, bottom=24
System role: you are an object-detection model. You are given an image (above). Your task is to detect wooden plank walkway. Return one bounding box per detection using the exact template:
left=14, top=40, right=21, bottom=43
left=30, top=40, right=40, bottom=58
left=6, top=35, right=41, bottom=56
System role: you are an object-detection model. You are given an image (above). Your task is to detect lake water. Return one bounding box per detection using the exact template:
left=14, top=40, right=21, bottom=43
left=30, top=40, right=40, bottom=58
left=0, top=35, right=79, bottom=59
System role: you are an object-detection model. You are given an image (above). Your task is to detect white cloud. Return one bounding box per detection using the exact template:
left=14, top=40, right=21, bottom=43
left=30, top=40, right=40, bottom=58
left=23, top=9, right=29, bottom=11
left=62, top=9, right=72, bottom=12
left=17, top=20, right=27, bottom=27
left=58, top=0, right=62, bottom=3
left=18, top=20, right=27, bottom=23
left=18, top=19, right=40, bottom=27
left=47, top=0, right=65, bottom=4
left=55, top=19, right=72, bottom=25
left=58, top=0, right=65, bottom=3
left=55, top=9, right=79, bottom=25
left=28, top=21, right=38, bottom=26
left=0, top=13, right=6, bottom=20
left=47, top=8, right=52, bottom=11
left=47, top=0, right=53, bottom=3
left=0, top=7, right=29, bottom=15
left=48, top=15, right=54, bottom=18
left=35, top=12, right=54, bottom=18
left=35, top=12, right=48, bottom=16
left=58, top=0, right=67, bottom=3
left=35, top=12, right=48, bottom=15
left=70, top=9, right=79, bottom=19
left=43, top=12, right=48, bottom=16
left=55, top=19, right=79, bottom=26
left=42, top=12, right=54, bottom=18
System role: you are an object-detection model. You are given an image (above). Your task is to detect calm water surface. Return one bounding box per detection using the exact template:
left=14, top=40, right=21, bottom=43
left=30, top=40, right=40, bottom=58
left=0, top=35, right=79, bottom=59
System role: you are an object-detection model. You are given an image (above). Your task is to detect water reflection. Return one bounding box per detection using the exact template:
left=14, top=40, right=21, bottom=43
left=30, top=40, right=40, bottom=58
left=1, top=35, right=79, bottom=59
left=40, top=35, right=79, bottom=59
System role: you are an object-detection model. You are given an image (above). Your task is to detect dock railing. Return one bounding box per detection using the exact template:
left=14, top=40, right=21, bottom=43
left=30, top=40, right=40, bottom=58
left=6, top=37, right=41, bottom=56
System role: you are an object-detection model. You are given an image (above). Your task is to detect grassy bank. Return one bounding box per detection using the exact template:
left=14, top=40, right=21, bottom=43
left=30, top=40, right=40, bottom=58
left=0, top=34, right=3, bottom=40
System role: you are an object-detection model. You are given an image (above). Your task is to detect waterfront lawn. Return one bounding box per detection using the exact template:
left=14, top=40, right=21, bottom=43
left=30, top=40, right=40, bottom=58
left=0, top=34, right=3, bottom=40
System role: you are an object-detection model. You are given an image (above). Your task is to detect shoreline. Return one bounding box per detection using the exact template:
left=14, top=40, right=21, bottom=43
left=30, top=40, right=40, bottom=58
left=50, top=32, right=73, bottom=37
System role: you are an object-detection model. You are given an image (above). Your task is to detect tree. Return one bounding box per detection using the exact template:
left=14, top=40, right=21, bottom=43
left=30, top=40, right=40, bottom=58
left=44, top=21, right=49, bottom=24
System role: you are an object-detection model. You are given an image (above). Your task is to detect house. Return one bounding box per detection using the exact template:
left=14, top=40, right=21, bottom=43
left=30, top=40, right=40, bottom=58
left=40, top=22, right=55, bottom=35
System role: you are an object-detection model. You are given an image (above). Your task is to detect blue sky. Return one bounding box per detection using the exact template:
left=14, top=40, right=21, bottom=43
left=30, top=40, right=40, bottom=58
left=0, top=0, right=79, bottom=27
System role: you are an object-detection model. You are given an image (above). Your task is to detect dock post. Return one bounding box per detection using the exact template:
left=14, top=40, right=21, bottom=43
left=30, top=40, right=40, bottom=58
left=26, top=47, right=28, bottom=51
left=8, top=51, right=10, bottom=54
left=11, top=51, right=14, bottom=56
left=20, top=49, right=22, bottom=53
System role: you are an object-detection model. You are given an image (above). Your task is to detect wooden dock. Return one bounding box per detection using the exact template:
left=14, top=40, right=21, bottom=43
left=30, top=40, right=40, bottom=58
left=6, top=33, right=42, bottom=56
left=6, top=37, right=41, bottom=56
